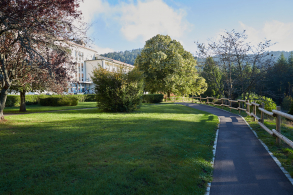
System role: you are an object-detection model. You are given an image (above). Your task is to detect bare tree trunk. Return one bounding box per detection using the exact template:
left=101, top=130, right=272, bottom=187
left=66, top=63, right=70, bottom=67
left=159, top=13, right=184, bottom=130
left=20, top=90, right=26, bottom=112
left=0, top=87, right=8, bottom=120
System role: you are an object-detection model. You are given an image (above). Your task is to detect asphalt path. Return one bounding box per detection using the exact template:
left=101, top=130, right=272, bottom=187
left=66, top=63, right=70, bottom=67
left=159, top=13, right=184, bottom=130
left=177, top=103, right=293, bottom=195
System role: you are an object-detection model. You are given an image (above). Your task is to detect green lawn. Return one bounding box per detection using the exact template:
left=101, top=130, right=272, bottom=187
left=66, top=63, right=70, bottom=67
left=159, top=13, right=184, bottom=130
left=199, top=102, right=293, bottom=178
left=0, top=103, right=218, bottom=195
left=3, top=102, right=97, bottom=114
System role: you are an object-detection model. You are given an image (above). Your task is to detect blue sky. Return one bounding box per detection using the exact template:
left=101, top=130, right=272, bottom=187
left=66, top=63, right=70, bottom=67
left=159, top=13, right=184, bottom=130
left=78, top=0, right=293, bottom=54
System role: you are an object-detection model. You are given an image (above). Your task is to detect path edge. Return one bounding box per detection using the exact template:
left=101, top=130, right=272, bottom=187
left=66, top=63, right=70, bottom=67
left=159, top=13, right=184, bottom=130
left=205, top=118, right=220, bottom=195
left=195, top=103, right=293, bottom=186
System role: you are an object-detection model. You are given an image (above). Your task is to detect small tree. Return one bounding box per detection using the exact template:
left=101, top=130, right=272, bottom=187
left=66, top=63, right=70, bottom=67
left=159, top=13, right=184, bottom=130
left=0, top=0, right=83, bottom=120
left=91, top=67, right=144, bottom=112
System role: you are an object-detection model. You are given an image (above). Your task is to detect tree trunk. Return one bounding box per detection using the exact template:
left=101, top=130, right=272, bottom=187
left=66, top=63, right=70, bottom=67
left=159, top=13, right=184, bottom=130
left=167, top=91, right=171, bottom=98
left=20, top=90, right=26, bottom=112
left=0, top=87, right=8, bottom=120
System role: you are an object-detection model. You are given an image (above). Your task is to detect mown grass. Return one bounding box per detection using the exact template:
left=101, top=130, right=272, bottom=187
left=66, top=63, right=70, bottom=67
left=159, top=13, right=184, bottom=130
left=196, top=101, right=293, bottom=178
left=3, top=102, right=97, bottom=114
left=0, top=103, right=218, bottom=195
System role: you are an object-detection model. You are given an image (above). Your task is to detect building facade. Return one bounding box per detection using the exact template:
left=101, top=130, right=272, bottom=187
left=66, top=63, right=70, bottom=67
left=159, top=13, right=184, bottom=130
left=68, top=42, right=134, bottom=94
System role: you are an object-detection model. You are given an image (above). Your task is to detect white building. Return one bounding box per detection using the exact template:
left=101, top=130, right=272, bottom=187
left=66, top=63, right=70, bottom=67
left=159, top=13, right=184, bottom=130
left=68, top=42, right=134, bottom=94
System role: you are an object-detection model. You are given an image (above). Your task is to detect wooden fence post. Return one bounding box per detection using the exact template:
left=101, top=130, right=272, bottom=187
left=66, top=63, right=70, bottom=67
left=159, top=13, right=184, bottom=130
left=261, top=102, right=264, bottom=123
left=253, top=101, right=256, bottom=121
left=222, top=99, right=223, bottom=109
left=207, top=97, right=209, bottom=104
left=238, top=101, right=240, bottom=114
left=247, top=100, right=250, bottom=114
left=276, top=106, right=281, bottom=145
left=229, top=100, right=231, bottom=112
left=200, top=96, right=201, bottom=103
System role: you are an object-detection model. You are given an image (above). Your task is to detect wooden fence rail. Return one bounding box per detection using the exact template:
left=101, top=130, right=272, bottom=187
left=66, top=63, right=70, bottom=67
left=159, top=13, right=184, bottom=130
left=192, top=96, right=293, bottom=148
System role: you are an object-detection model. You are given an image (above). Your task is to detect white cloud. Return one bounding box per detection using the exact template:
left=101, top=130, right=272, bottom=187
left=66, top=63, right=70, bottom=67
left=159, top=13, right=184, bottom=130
left=240, top=20, right=293, bottom=51
left=78, top=0, right=110, bottom=24
left=78, top=0, right=191, bottom=42
left=119, top=0, right=191, bottom=41
left=92, top=45, right=114, bottom=54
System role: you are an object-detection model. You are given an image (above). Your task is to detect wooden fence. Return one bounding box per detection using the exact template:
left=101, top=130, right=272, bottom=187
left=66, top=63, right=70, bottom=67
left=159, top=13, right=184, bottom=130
left=192, top=96, right=293, bottom=148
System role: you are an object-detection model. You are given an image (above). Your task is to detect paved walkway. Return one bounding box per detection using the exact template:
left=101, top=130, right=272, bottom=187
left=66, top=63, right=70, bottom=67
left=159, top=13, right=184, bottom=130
left=178, top=103, right=293, bottom=195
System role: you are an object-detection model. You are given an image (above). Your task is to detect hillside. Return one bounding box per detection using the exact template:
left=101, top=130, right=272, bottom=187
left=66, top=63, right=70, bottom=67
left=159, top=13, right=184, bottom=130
left=269, top=51, right=293, bottom=61
left=101, top=48, right=142, bottom=65
left=101, top=49, right=292, bottom=66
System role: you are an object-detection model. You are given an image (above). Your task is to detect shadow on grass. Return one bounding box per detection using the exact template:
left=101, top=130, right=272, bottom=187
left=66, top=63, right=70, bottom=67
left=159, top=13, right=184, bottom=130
left=0, top=104, right=218, bottom=195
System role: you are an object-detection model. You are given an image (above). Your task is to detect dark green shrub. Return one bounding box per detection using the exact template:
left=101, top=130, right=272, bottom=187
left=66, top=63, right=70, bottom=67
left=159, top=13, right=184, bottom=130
left=85, top=94, right=96, bottom=102
left=4, top=95, right=20, bottom=107
left=91, top=67, right=144, bottom=112
left=39, top=96, right=78, bottom=106
left=282, top=96, right=292, bottom=111
left=142, top=94, right=164, bottom=103
left=288, top=103, right=293, bottom=115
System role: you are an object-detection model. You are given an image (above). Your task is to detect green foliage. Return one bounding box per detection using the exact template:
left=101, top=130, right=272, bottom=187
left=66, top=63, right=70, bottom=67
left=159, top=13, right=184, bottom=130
left=24, top=95, right=40, bottom=105
left=201, top=57, right=223, bottom=98
left=4, top=95, right=19, bottom=107
left=91, top=67, right=144, bottom=112
left=101, top=48, right=142, bottom=65
left=135, top=34, right=207, bottom=96
left=74, top=94, right=86, bottom=102
left=3, top=94, right=95, bottom=108
left=239, top=93, right=277, bottom=112
left=142, top=94, right=164, bottom=103
left=288, top=102, right=293, bottom=115
left=84, top=94, right=96, bottom=102
left=39, top=96, right=78, bottom=106
left=282, top=96, right=293, bottom=111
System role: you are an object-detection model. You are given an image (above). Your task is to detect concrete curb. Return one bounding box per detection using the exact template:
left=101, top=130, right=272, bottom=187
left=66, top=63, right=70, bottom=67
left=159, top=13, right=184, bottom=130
left=198, top=103, right=293, bottom=186
left=205, top=119, right=220, bottom=195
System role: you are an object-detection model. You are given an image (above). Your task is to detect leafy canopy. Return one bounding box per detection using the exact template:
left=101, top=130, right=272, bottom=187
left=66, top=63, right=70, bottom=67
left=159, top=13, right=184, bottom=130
left=135, top=34, right=206, bottom=96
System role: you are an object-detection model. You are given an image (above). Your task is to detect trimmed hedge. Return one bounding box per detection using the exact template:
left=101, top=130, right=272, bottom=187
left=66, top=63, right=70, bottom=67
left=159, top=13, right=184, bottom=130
left=39, top=96, right=78, bottom=106
left=84, top=94, right=96, bottom=102
left=2, top=94, right=95, bottom=107
left=142, top=94, right=164, bottom=103
left=4, top=95, right=19, bottom=107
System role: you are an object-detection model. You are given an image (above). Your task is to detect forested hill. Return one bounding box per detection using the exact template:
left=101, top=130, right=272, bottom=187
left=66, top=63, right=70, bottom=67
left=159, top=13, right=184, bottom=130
left=270, top=51, right=293, bottom=60
left=101, top=48, right=142, bottom=65
left=101, top=49, right=292, bottom=65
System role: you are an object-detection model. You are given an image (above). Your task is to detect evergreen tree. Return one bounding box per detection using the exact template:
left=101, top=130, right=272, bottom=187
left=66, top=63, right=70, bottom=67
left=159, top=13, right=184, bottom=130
left=201, top=57, right=223, bottom=97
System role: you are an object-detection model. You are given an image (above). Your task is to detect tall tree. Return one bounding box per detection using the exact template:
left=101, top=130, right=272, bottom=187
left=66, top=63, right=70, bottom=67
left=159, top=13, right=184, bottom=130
left=135, top=34, right=206, bottom=97
left=200, top=57, right=223, bottom=97
left=266, top=53, right=291, bottom=104
left=197, top=30, right=274, bottom=99
left=0, top=0, right=83, bottom=120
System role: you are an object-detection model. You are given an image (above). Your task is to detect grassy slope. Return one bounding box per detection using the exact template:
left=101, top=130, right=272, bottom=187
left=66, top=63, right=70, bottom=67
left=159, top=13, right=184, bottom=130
left=3, top=102, right=97, bottom=113
left=200, top=102, right=293, bottom=178
left=0, top=103, right=218, bottom=195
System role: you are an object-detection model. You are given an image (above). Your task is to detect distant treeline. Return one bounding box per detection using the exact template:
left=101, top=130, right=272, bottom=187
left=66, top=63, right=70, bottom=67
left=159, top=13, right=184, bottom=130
left=101, top=48, right=142, bottom=65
